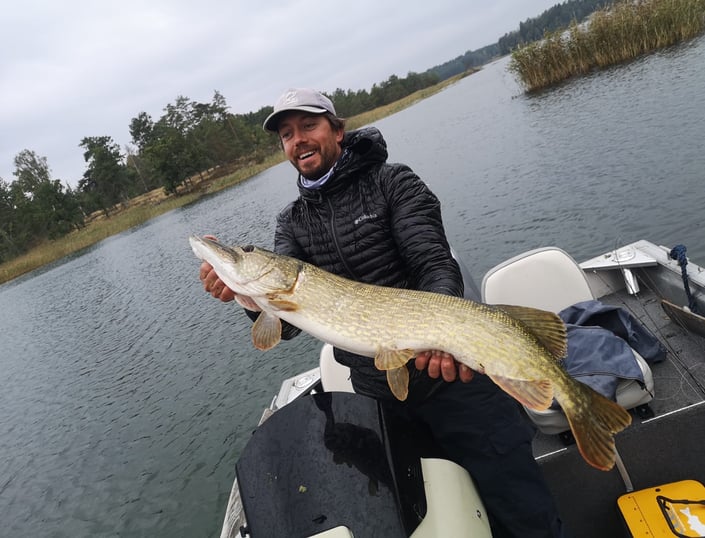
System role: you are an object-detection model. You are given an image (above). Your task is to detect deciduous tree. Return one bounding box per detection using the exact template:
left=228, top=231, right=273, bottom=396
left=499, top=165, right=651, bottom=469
left=78, top=136, right=130, bottom=215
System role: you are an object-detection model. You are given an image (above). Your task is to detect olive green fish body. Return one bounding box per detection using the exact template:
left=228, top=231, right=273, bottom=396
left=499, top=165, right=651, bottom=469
left=190, top=236, right=632, bottom=471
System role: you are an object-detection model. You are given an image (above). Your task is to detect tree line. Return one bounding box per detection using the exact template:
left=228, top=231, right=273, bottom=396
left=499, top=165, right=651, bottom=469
left=1, top=0, right=613, bottom=265
left=498, top=0, right=615, bottom=55
left=0, top=72, right=442, bottom=264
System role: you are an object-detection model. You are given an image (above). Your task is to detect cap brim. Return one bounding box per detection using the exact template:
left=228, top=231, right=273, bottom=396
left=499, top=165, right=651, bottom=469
left=263, top=106, right=328, bottom=132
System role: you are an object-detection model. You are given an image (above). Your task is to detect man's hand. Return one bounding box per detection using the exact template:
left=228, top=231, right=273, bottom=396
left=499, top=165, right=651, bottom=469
left=199, top=260, right=262, bottom=309
left=415, top=350, right=474, bottom=383
left=200, top=260, right=236, bottom=302
left=198, top=235, right=260, bottom=309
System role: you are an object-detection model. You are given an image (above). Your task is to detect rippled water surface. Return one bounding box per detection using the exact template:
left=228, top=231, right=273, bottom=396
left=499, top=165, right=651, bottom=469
left=2, top=36, right=704, bottom=537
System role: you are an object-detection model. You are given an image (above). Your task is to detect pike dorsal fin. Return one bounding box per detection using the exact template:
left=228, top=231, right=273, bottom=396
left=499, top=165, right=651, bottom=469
left=494, top=304, right=567, bottom=360
left=251, top=312, right=282, bottom=350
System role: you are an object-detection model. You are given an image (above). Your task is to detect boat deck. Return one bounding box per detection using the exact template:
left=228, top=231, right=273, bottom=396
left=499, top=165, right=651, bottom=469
left=222, top=242, right=705, bottom=538
left=534, top=284, right=705, bottom=537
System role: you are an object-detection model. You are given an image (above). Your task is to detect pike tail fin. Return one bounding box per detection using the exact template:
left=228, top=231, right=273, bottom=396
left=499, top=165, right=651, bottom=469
left=562, top=383, right=632, bottom=471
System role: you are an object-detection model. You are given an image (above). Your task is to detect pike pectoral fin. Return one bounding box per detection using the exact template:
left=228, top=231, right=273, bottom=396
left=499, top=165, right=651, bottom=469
left=374, top=348, right=415, bottom=371
left=387, top=367, right=409, bottom=401
left=267, top=298, right=300, bottom=312
left=488, top=374, right=554, bottom=410
left=251, top=312, right=282, bottom=350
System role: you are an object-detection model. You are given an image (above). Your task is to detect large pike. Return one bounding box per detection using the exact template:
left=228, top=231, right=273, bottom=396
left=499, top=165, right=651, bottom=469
left=190, top=236, right=632, bottom=471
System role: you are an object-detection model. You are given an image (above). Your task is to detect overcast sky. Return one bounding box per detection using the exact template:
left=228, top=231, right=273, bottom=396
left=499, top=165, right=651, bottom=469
left=1, top=0, right=559, bottom=187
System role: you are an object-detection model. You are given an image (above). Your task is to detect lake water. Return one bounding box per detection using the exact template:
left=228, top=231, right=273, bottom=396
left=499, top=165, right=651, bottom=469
left=2, top=36, right=704, bottom=537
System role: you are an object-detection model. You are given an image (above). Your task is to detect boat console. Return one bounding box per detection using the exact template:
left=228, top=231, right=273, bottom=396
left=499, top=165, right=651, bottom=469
left=235, top=391, right=490, bottom=537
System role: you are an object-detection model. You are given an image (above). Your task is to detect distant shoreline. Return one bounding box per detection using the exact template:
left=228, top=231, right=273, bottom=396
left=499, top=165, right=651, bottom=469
left=0, top=72, right=474, bottom=286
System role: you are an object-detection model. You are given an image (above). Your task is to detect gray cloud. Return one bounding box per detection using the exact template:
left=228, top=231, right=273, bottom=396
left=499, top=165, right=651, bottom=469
left=0, top=0, right=558, bottom=185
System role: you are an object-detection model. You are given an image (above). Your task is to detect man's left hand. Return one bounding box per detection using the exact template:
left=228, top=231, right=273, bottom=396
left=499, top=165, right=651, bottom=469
left=415, top=350, right=474, bottom=383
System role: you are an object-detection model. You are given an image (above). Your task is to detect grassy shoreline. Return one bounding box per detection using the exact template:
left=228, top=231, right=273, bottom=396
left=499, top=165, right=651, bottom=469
left=510, top=0, right=705, bottom=91
left=0, top=73, right=472, bottom=286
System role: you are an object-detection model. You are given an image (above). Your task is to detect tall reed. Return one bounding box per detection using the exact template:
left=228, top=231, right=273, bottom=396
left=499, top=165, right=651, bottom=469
left=510, top=0, right=705, bottom=91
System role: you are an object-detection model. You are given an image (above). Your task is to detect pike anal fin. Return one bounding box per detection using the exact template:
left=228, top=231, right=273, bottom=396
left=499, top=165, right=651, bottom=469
left=252, top=312, right=282, bottom=350
left=387, top=367, right=409, bottom=401
left=488, top=374, right=554, bottom=410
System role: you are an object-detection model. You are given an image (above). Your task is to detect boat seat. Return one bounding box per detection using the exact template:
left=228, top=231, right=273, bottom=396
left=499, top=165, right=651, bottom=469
left=481, top=246, right=654, bottom=435
left=320, top=343, right=355, bottom=393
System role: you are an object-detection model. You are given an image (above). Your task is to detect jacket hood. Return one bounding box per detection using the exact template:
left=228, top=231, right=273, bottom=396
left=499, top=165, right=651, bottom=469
left=342, top=126, right=388, bottom=164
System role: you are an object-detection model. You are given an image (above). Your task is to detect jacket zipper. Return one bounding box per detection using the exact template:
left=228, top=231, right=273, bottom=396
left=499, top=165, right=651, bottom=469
left=327, top=197, right=358, bottom=280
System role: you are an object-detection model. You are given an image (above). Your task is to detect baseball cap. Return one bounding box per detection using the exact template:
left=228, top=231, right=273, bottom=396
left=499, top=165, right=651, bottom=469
left=263, top=88, right=336, bottom=132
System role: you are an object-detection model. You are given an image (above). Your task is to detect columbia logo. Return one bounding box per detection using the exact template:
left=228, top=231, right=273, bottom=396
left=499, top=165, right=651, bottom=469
left=354, top=213, right=378, bottom=225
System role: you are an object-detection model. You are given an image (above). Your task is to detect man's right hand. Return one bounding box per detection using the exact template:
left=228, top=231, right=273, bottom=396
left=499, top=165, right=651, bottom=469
left=198, top=235, right=260, bottom=310
left=199, top=260, right=262, bottom=310
left=199, top=260, right=235, bottom=302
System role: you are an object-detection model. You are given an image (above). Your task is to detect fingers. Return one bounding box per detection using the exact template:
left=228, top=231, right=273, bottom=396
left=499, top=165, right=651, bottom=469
left=197, top=236, right=236, bottom=302
left=414, top=350, right=431, bottom=371
left=200, top=262, right=218, bottom=292
left=207, top=277, right=232, bottom=301
left=439, top=353, right=457, bottom=382
left=415, top=351, right=455, bottom=381
left=415, top=350, right=474, bottom=383
left=218, top=287, right=236, bottom=302
left=199, top=261, right=235, bottom=302
left=427, top=353, right=443, bottom=379
left=459, top=363, right=474, bottom=383
left=199, top=261, right=213, bottom=282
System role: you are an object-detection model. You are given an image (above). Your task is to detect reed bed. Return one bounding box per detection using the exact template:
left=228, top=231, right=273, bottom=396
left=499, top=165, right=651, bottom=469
left=510, top=0, right=705, bottom=91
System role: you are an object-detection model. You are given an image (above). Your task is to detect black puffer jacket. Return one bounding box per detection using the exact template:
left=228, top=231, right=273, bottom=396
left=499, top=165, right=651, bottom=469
left=274, top=126, right=463, bottom=401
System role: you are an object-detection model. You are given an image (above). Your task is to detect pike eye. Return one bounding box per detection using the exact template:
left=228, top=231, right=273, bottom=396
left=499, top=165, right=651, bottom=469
left=242, top=245, right=255, bottom=252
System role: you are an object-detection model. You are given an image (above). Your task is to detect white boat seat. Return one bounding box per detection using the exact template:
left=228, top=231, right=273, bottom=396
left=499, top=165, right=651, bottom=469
left=319, top=343, right=355, bottom=393
left=481, top=246, right=654, bottom=435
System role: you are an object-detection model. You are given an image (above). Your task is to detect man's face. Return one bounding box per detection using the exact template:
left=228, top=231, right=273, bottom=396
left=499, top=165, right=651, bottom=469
left=277, top=112, right=344, bottom=180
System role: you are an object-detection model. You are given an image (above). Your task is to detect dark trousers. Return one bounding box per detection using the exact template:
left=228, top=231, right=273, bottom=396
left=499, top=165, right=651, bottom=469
left=404, top=374, right=566, bottom=538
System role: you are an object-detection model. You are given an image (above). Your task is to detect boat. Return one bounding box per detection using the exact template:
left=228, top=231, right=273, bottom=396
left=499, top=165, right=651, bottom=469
left=219, top=239, right=705, bottom=538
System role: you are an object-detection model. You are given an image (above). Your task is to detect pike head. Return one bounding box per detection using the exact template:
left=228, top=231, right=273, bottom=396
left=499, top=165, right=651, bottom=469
left=189, top=236, right=302, bottom=299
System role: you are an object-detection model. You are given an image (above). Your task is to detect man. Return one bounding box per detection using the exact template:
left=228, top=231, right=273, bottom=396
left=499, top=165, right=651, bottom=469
left=200, top=88, right=565, bottom=537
